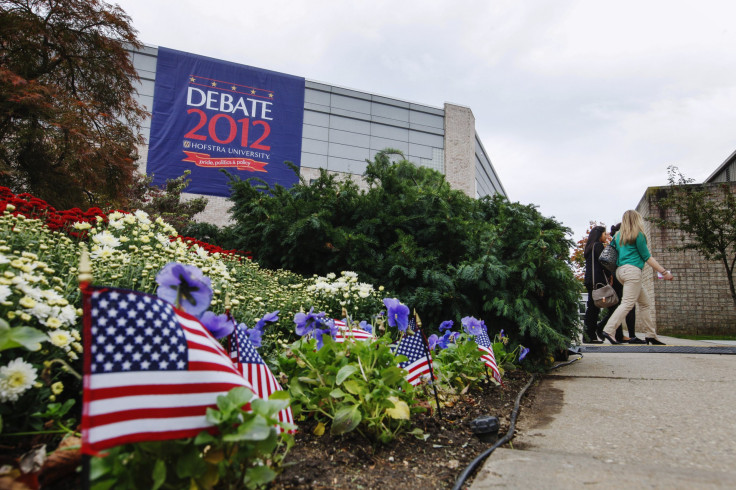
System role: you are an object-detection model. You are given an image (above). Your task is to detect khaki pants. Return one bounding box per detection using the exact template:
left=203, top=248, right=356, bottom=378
left=603, top=264, right=656, bottom=339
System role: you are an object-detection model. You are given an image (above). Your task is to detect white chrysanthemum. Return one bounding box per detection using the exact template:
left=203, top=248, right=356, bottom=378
left=155, top=233, right=171, bottom=247
left=0, top=254, right=9, bottom=265
left=57, top=305, right=78, bottom=325
left=341, top=271, right=358, bottom=279
left=108, top=211, right=125, bottom=220
left=91, top=246, right=116, bottom=260
left=123, top=214, right=136, bottom=225
left=72, top=221, right=92, bottom=230
left=134, top=210, right=151, bottom=225
left=326, top=272, right=336, bottom=280
left=49, top=330, right=73, bottom=349
left=29, top=301, right=52, bottom=321
left=92, top=230, right=121, bottom=249
left=358, top=289, right=371, bottom=298
left=0, top=285, right=10, bottom=302
left=108, top=219, right=124, bottom=230
left=0, top=358, right=38, bottom=403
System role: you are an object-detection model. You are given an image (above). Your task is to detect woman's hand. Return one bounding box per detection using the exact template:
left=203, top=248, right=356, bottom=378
left=662, top=270, right=674, bottom=281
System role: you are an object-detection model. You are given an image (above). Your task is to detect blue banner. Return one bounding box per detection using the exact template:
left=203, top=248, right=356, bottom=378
left=147, top=47, right=305, bottom=196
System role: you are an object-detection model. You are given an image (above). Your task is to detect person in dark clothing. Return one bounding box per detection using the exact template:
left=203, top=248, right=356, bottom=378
left=596, top=223, right=644, bottom=344
left=583, top=225, right=609, bottom=343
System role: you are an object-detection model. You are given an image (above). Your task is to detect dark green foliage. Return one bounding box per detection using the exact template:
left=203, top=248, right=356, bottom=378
left=180, top=220, right=240, bottom=251
left=226, top=152, right=580, bottom=356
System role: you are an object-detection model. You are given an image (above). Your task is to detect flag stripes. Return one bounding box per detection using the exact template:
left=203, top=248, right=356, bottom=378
left=82, top=287, right=255, bottom=453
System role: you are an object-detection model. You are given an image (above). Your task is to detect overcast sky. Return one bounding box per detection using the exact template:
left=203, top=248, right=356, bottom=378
left=113, top=0, right=736, bottom=241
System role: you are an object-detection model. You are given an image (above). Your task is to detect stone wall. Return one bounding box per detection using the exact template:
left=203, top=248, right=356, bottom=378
left=637, top=184, right=736, bottom=335
left=443, top=103, right=476, bottom=197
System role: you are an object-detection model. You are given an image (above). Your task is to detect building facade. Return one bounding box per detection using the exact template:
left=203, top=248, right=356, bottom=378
left=636, top=183, right=736, bottom=335
left=129, top=45, right=506, bottom=225
left=705, top=149, right=736, bottom=184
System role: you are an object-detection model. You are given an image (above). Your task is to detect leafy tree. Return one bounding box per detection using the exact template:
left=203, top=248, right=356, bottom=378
left=651, top=166, right=736, bottom=308
left=0, top=0, right=146, bottom=209
left=126, top=170, right=208, bottom=233
left=226, top=151, right=580, bottom=357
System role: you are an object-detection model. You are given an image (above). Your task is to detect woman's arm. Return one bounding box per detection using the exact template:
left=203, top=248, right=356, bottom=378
left=646, top=257, right=674, bottom=281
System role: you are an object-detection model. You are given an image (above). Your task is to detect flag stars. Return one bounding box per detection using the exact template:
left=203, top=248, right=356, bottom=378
left=250, top=89, right=256, bottom=94
left=231, top=85, right=237, bottom=91
left=190, top=76, right=196, bottom=82
left=211, top=81, right=217, bottom=87
left=268, top=93, right=273, bottom=98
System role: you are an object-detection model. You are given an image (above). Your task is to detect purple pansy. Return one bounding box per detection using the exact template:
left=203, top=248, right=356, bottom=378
left=156, top=262, right=213, bottom=318
left=255, top=310, right=279, bottom=331
left=461, top=316, right=484, bottom=336
left=359, top=320, right=372, bottom=334
left=200, top=311, right=233, bottom=339
left=238, top=322, right=263, bottom=348
left=427, top=334, right=438, bottom=351
left=436, top=330, right=458, bottom=349
left=519, top=347, right=530, bottom=362
left=439, top=320, right=454, bottom=332
left=383, top=298, right=410, bottom=332
left=294, top=307, right=326, bottom=336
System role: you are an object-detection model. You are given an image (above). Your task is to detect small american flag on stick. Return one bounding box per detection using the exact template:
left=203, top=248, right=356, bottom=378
left=81, top=287, right=254, bottom=454
left=229, top=323, right=294, bottom=431
left=474, top=328, right=503, bottom=385
left=333, top=319, right=372, bottom=343
left=395, top=319, right=434, bottom=386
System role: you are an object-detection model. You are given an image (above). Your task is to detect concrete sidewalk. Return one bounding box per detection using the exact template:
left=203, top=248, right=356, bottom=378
left=470, top=336, right=736, bottom=489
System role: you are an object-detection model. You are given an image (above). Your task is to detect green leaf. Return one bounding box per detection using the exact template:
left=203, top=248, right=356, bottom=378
left=205, top=407, right=222, bottom=425
left=223, top=415, right=272, bottom=442
left=244, top=465, right=277, bottom=487
left=342, top=379, right=364, bottom=396
left=331, top=405, right=362, bottom=435
left=151, top=459, right=166, bottom=490
left=380, top=366, right=406, bottom=386
left=0, top=323, right=48, bottom=352
left=226, top=386, right=254, bottom=406
left=409, top=428, right=430, bottom=441
left=336, top=364, right=358, bottom=385
left=194, top=431, right=216, bottom=445
left=329, top=388, right=346, bottom=399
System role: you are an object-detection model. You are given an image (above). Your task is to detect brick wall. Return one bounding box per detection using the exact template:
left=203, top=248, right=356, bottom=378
left=637, top=184, right=736, bottom=335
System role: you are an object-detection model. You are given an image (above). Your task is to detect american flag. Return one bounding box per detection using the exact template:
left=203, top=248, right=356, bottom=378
left=229, top=323, right=294, bottom=431
left=81, top=287, right=254, bottom=454
left=333, top=319, right=372, bottom=343
left=395, top=320, right=434, bottom=386
left=474, top=328, right=503, bottom=385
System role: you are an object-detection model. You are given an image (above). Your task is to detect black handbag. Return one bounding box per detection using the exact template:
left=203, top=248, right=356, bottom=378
left=591, top=252, right=619, bottom=308
left=598, top=245, right=618, bottom=273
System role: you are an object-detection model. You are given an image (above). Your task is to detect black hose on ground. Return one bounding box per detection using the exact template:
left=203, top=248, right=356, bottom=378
left=451, top=352, right=583, bottom=490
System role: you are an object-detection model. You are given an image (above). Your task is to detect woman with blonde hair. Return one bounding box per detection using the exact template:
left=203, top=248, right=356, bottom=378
left=599, top=210, right=674, bottom=345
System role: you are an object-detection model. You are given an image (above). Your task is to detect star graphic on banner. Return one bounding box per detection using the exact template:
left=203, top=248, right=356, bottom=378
left=231, top=85, right=237, bottom=91
left=268, top=93, right=273, bottom=98
left=189, top=77, right=195, bottom=83
left=211, top=81, right=217, bottom=87
left=250, top=89, right=256, bottom=95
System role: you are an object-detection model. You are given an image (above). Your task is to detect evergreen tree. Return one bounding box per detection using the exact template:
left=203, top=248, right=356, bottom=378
left=226, top=151, right=580, bottom=356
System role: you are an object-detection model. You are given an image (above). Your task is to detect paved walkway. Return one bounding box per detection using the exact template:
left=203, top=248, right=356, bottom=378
left=470, top=336, right=736, bottom=489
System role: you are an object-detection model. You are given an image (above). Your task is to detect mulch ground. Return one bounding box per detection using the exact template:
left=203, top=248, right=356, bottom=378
left=272, top=370, right=538, bottom=489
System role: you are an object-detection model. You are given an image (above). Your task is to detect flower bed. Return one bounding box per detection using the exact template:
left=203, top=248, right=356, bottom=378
left=0, top=188, right=529, bottom=488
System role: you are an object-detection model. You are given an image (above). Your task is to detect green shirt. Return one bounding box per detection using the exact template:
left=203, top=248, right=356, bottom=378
left=613, top=231, right=651, bottom=269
